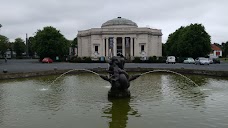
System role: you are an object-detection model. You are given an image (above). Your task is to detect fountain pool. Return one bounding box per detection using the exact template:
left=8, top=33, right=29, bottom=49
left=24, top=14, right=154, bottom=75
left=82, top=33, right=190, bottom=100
left=0, top=73, right=228, bottom=128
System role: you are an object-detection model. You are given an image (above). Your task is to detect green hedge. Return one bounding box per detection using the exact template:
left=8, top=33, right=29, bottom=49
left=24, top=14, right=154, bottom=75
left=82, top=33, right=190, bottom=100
left=70, top=56, right=168, bottom=63
left=132, top=56, right=166, bottom=63
left=69, top=56, right=106, bottom=63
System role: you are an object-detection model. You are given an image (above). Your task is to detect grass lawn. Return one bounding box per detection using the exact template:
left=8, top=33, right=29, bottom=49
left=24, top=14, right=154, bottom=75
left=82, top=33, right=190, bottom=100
left=220, top=58, right=228, bottom=62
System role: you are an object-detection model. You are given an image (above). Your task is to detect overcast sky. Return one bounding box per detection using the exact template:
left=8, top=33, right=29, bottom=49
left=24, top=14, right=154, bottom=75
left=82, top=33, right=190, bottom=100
left=0, top=0, right=227, bottom=44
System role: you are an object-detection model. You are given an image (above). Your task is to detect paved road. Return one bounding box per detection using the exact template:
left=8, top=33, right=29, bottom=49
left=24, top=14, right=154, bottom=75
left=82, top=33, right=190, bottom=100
left=1, top=59, right=228, bottom=74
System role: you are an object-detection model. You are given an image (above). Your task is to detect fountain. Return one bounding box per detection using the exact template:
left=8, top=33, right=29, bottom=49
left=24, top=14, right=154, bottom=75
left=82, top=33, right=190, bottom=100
left=99, top=55, right=141, bottom=98
left=49, top=54, right=198, bottom=98
left=1, top=65, right=228, bottom=128
left=98, top=54, right=198, bottom=98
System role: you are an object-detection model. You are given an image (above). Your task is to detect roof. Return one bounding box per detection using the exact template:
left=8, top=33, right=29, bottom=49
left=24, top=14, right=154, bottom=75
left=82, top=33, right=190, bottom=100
left=211, top=44, right=222, bottom=51
left=101, top=17, right=138, bottom=28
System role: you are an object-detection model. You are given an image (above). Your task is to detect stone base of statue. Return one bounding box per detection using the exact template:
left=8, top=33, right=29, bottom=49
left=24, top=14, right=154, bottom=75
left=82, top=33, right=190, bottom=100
left=108, top=89, right=131, bottom=98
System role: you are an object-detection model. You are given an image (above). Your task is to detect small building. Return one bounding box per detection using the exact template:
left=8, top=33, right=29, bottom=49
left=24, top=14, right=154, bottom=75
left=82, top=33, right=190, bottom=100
left=210, top=44, right=222, bottom=58
left=77, top=17, right=162, bottom=60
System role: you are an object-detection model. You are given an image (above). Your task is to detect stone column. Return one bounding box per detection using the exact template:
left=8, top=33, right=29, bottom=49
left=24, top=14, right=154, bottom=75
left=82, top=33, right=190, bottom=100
left=130, top=37, right=133, bottom=57
left=106, top=38, right=109, bottom=57
left=122, top=37, right=125, bottom=56
left=103, top=38, right=105, bottom=56
left=78, top=37, right=82, bottom=57
left=113, top=37, right=117, bottom=56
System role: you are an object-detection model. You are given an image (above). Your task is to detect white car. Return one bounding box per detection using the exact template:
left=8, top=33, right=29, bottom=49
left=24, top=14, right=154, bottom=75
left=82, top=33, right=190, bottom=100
left=195, top=57, right=210, bottom=65
left=183, top=57, right=195, bottom=64
left=166, top=56, right=176, bottom=64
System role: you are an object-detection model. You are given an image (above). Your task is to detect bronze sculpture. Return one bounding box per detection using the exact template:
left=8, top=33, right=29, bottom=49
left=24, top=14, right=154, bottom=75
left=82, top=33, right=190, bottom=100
left=99, top=54, right=141, bottom=98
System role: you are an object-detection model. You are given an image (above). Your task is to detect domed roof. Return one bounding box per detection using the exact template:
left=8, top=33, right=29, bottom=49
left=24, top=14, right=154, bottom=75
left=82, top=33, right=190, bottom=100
left=101, top=17, right=138, bottom=28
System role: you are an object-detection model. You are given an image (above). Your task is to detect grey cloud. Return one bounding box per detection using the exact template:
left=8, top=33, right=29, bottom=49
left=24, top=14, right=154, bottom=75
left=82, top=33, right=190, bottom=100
left=0, top=0, right=227, bottom=43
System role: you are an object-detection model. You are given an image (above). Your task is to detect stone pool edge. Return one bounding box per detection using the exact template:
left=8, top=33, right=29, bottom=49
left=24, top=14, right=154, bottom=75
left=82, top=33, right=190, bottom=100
left=0, top=68, right=228, bottom=80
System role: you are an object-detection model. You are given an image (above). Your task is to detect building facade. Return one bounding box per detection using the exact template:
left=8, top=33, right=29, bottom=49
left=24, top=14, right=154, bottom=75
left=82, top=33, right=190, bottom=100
left=210, top=44, right=222, bottom=58
left=77, top=17, right=162, bottom=60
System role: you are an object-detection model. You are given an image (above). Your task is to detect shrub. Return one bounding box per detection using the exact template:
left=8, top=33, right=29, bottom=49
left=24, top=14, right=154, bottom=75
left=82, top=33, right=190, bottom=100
left=132, top=57, right=142, bottom=63
left=16, top=56, right=23, bottom=59
left=69, top=56, right=106, bottom=63
left=157, top=56, right=166, bottom=63
left=176, top=57, right=185, bottom=63
left=69, top=56, right=82, bottom=63
left=147, top=56, right=157, bottom=63
left=83, top=57, right=92, bottom=63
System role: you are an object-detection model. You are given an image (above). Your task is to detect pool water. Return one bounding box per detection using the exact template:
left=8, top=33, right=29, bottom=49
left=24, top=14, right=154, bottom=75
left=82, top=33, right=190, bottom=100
left=0, top=73, right=228, bottom=128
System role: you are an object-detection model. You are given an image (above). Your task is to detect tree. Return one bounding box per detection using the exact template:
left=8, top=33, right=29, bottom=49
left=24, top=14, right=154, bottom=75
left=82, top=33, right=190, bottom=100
left=14, top=38, right=26, bottom=57
left=166, top=24, right=211, bottom=58
left=33, top=26, right=69, bottom=60
left=70, top=37, right=77, bottom=55
left=8, top=42, right=15, bottom=58
left=165, top=27, right=185, bottom=57
left=0, top=35, right=9, bottom=57
left=71, top=37, right=77, bottom=48
left=222, top=41, right=228, bottom=57
left=162, top=43, right=167, bottom=56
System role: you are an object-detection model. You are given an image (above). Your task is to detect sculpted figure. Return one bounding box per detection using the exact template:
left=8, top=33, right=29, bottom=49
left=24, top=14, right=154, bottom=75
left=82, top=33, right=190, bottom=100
left=99, top=54, right=141, bottom=97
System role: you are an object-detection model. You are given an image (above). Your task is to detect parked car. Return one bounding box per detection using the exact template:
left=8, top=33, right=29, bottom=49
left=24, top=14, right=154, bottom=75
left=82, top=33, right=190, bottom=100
left=42, top=57, right=53, bottom=63
left=212, top=58, right=220, bottom=64
left=209, top=58, right=213, bottom=64
left=195, top=57, right=210, bottom=65
left=166, top=56, right=176, bottom=64
left=183, top=57, right=195, bottom=64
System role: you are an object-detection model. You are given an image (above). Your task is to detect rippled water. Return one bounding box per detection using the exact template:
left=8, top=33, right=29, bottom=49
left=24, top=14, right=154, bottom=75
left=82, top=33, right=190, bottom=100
left=0, top=73, right=228, bottom=128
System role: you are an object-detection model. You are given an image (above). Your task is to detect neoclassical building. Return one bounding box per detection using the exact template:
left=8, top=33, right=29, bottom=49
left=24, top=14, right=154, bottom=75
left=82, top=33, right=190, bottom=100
left=77, top=17, right=162, bottom=60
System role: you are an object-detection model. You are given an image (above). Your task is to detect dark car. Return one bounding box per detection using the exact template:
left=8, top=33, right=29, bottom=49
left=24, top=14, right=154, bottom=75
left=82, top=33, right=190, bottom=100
left=213, top=58, right=220, bottom=64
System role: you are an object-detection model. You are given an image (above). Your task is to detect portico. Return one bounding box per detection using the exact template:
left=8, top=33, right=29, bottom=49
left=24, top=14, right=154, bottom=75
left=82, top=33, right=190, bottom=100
left=102, top=36, right=135, bottom=59
left=77, top=17, right=162, bottom=60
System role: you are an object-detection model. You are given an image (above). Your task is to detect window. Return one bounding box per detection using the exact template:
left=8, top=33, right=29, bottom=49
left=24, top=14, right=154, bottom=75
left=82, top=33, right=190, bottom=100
left=216, top=51, right=220, bottom=56
left=109, top=38, right=113, bottom=48
left=141, top=45, right=144, bottom=52
left=95, top=46, right=98, bottom=52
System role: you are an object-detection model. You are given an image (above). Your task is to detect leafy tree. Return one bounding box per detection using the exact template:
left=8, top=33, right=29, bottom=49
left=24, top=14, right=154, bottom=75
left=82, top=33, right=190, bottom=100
left=162, top=43, right=167, bottom=56
left=14, top=38, right=26, bottom=57
left=165, top=27, right=184, bottom=57
left=166, top=24, right=211, bottom=58
left=222, top=41, right=228, bottom=57
left=0, top=35, right=9, bottom=57
left=33, top=26, right=69, bottom=60
left=8, top=42, right=15, bottom=58
left=69, top=37, right=77, bottom=55
left=71, top=37, right=77, bottom=48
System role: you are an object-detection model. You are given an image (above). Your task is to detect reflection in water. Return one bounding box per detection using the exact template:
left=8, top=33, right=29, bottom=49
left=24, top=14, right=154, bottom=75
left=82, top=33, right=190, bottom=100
left=33, top=86, right=65, bottom=112
left=103, top=98, right=139, bottom=128
left=186, top=75, right=208, bottom=86
left=130, top=73, right=163, bottom=102
left=32, top=76, right=66, bottom=112
left=0, top=87, right=4, bottom=124
left=161, top=75, right=206, bottom=108
left=141, top=70, right=199, bottom=86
